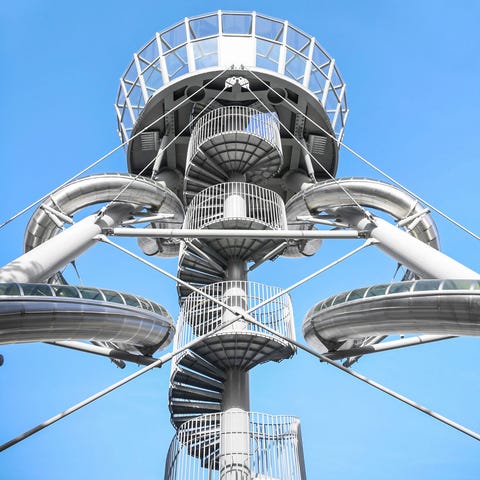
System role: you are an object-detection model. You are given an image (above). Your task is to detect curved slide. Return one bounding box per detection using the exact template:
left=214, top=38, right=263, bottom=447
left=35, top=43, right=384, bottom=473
left=0, top=173, right=182, bottom=354
left=303, top=279, right=480, bottom=353
left=25, top=173, right=184, bottom=257
left=0, top=283, right=174, bottom=355
left=285, top=177, right=439, bottom=250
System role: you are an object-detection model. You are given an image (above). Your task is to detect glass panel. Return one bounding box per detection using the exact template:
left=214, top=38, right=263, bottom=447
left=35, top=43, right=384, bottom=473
left=441, top=279, right=476, bottom=290
left=331, top=68, right=342, bottom=87
left=387, top=282, right=414, bottom=294
left=137, top=55, right=152, bottom=73
left=313, top=303, right=323, bottom=313
left=0, top=283, right=20, bottom=296
left=472, top=280, right=480, bottom=290
left=346, top=287, right=368, bottom=302
left=117, top=90, right=125, bottom=107
left=165, top=46, right=189, bottom=80
left=79, top=287, right=104, bottom=301
left=103, top=290, right=124, bottom=304
left=413, top=280, right=442, bottom=291
left=285, top=49, right=307, bottom=82
left=256, top=39, right=280, bottom=70
left=150, top=301, right=165, bottom=315
left=256, top=16, right=283, bottom=41
left=328, top=88, right=340, bottom=108
left=143, top=60, right=164, bottom=91
left=138, top=297, right=154, bottom=311
left=312, top=45, right=330, bottom=68
left=22, top=284, right=53, bottom=296
left=193, top=38, right=218, bottom=69
left=189, top=15, right=219, bottom=39
left=365, top=284, right=389, bottom=297
left=122, top=293, right=141, bottom=308
left=138, top=39, right=159, bottom=63
left=161, top=22, right=187, bottom=51
left=122, top=114, right=133, bottom=131
left=287, top=26, right=310, bottom=53
left=332, top=292, right=348, bottom=305
left=52, top=285, right=80, bottom=298
left=128, top=83, right=145, bottom=109
left=124, top=62, right=137, bottom=83
left=309, top=68, right=326, bottom=95
left=323, top=296, right=335, bottom=308
left=222, top=14, right=252, bottom=35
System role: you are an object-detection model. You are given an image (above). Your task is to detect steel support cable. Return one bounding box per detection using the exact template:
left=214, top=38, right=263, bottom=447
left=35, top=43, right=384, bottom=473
left=0, top=239, right=371, bottom=452
left=0, top=313, right=248, bottom=453
left=244, top=85, right=372, bottom=220
left=0, top=68, right=230, bottom=231
left=235, top=314, right=480, bottom=443
left=97, top=82, right=230, bottom=219
left=245, top=68, right=480, bottom=241
left=102, top=237, right=480, bottom=442
left=100, top=236, right=373, bottom=325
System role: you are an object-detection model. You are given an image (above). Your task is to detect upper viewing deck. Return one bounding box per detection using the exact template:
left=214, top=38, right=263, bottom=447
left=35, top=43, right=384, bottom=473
left=116, top=11, right=348, bottom=143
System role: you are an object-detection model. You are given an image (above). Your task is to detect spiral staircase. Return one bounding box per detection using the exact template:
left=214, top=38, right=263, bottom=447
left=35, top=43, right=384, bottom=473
left=165, top=104, right=299, bottom=478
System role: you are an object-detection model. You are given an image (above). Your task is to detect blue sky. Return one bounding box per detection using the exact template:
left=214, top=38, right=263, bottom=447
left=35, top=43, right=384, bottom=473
left=1, top=1, right=480, bottom=479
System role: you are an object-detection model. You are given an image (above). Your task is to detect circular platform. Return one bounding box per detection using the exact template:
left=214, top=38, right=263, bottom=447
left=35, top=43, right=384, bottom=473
left=184, top=106, right=283, bottom=202
left=118, top=12, right=347, bottom=200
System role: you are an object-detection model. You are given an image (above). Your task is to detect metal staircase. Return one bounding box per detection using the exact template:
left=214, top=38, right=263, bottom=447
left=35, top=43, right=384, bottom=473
left=166, top=100, right=297, bottom=474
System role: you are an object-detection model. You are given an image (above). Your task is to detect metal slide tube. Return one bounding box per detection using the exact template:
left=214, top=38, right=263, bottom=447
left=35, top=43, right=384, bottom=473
left=0, top=204, right=134, bottom=283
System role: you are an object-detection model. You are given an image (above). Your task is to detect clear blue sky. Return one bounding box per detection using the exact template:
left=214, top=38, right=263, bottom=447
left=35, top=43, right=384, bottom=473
left=1, top=1, right=480, bottom=479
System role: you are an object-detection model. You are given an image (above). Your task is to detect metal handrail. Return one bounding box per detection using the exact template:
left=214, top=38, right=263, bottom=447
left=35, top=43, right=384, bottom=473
left=0, top=282, right=172, bottom=319
left=187, top=106, right=282, bottom=163
left=165, top=412, right=304, bottom=479
left=176, top=281, right=295, bottom=350
left=184, top=182, right=287, bottom=231
left=308, top=278, right=480, bottom=315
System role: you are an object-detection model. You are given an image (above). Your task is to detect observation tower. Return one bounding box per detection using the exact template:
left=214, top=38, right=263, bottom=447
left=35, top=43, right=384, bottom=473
left=1, top=10, right=480, bottom=478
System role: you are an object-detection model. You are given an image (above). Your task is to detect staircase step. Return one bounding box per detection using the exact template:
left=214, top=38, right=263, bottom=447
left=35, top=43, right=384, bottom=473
left=169, top=400, right=222, bottom=414
left=188, top=163, right=227, bottom=184
left=178, top=350, right=226, bottom=381
left=178, top=267, right=224, bottom=284
left=181, top=251, right=225, bottom=277
left=170, top=383, right=223, bottom=402
left=174, top=365, right=224, bottom=391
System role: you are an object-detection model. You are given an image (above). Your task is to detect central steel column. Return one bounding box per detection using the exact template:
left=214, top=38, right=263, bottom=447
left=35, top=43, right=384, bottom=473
left=219, top=174, right=251, bottom=480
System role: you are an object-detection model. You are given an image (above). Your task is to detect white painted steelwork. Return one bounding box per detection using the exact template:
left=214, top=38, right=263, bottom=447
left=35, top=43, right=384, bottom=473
left=164, top=412, right=305, bottom=480
left=0, top=204, right=133, bottom=284
left=184, top=183, right=286, bottom=231
left=187, top=106, right=282, bottom=162
left=24, top=173, right=184, bottom=258
left=183, top=105, right=284, bottom=202
left=116, top=11, right=347, bottom=142
left=285, top=177, right=440, bottom=249
left=177, top=281, right=295, bottom=347
left=3, top=9, right=479, bottom=477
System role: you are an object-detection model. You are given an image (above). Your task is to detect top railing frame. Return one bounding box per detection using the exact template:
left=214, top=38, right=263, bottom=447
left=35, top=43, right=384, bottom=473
left=116, top=11, right=348, bottom=142
left=307, top=279, right=480, bottom=316
left=0, top=282, right=173, bottom=319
